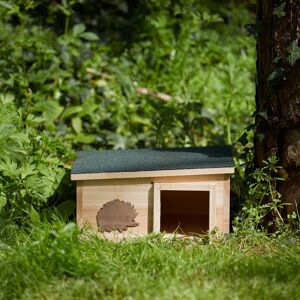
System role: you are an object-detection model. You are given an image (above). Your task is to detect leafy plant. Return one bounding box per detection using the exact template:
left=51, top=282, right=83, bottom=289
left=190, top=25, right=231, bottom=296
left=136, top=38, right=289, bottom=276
left=0, top=0, right=256, bottom=220
left=0, top=0, right=255, bottom=150
left=0, top=96, right=74, bottom=221
left=273, top=2, right=286, bottom=18
left=287, top=40, right=300, bottom=66
left=233, top=157, right=285, bottom=234
left=112, top=0, right=256, bottom=146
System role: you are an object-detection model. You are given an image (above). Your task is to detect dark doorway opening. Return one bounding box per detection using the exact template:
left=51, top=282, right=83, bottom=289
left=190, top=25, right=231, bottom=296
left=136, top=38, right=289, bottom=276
left=160, top=190, right=209, bottom=234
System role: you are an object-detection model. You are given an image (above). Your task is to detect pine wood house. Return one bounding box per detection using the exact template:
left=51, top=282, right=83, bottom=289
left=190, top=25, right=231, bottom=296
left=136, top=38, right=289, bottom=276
left=71, top=147, right=234, bottom=237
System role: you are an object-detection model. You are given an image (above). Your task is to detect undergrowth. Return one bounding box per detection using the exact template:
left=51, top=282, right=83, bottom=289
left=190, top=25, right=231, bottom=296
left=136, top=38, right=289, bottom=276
left=0, top=219, right=299, bottom=300
left=0, top=0, right=255, bottom=221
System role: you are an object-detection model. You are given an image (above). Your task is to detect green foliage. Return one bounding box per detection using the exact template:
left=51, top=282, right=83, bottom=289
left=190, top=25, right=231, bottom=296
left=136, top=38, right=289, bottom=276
left=231, top=126, right=299, bottom=235
left=287, top=40, right=300, bottom=66
left=233, top=157, right=285, bottom=234
left=0, top=2, right=107, bottom=148
left=112, top=0, right=256, bottom=146
left=273, top=2, right=286, bottom=18
left=0, top=97, right=74, bottom=221
left=0, top=0, right=256, bottom=220
left=0, top=0, right=255, bottom=150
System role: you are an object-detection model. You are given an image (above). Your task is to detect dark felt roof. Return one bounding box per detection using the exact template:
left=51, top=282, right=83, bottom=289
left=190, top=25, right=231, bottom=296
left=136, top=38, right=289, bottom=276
left=71, top=146, right=234, bottom=174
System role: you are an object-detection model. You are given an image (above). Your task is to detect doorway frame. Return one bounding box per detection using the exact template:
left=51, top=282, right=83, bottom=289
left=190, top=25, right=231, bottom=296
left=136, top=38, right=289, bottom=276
left=153, top=182, right=217, bottom=233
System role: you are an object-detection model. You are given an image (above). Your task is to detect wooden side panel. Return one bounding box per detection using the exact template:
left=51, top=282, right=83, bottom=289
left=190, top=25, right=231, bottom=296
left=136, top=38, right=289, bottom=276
left=81, top=179, right=153, bottom=237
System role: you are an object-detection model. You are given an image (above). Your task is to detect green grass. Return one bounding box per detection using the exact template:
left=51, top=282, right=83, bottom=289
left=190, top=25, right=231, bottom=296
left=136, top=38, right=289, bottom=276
left=0, top=222, right=300, bottom=300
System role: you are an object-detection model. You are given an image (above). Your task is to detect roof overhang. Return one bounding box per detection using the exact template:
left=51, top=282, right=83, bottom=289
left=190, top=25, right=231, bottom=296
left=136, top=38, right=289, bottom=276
left=71, top=167, right=234, bottom=181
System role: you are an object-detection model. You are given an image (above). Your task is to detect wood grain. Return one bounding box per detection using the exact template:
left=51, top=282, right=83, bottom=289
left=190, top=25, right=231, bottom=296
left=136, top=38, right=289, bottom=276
left=223, top=174, right=231, bottom=233
left=80, top=179, right=153, bottom=235
left=76, top=181, right=83, bottom=227
left=76, top=173, right=232, bottom=236
left=153, top=182, right=161, bottom=232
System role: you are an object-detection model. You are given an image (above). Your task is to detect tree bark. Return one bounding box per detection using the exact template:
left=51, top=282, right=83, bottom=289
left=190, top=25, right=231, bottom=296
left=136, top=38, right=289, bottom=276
left=255, top=0, right=300, bottom=215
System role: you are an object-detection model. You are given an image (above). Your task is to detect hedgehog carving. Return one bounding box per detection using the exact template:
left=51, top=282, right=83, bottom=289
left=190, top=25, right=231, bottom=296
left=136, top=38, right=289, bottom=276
left=96, top=199, right=139, bottom=233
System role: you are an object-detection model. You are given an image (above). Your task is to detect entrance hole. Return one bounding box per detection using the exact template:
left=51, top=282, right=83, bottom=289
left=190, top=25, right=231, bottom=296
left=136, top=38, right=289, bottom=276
left=160, top=190, right=209, bottom=234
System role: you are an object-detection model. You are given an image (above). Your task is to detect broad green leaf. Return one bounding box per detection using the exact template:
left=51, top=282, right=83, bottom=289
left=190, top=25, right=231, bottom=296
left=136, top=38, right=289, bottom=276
left=0, top=1, right=13, bottom=10
left=29, top=207, right=40, bottom=225
left=131, top=115, right=152, bottom=126
left=71, top=117, right=82, bottom=133
left=74, top=133, right=95, bottom=144
left=61, top=106, right=83, bottom=119
left=287, top=40, right=300, bottom=65
left=25, top=114, right=45, bottom=127
left=0, top=158, right=18, bottom=177
left=77, top=98, right=98, bottom=117
left=21, top=169, right=37, bottom=180
left=78, top=103, right=98, bottom=117
left=0, top=93, right=14, bottom=104
left=73, top=23, right=86, bottom=36
left=80, top=32, right=99, bottom=41
left=33, top=101, right=63, bottom=121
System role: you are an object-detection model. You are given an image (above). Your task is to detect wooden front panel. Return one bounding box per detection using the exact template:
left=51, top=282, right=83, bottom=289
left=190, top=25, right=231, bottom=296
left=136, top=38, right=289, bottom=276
left=77, top=174, right=230, bottom=236
left=80, top=179, right=153, bottom=236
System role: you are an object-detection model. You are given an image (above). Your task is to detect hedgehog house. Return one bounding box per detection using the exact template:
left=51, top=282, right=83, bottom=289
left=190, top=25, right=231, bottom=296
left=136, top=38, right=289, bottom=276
left=71, top=146, right=234, bottom=237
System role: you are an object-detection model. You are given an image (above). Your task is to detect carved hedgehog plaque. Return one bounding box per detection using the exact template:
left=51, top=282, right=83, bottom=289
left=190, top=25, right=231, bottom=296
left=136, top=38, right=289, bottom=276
left=96, top=199, right=139, bottom=233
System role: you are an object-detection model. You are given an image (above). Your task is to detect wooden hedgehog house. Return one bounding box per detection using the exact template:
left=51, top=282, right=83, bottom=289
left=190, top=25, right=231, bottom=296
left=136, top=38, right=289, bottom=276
left=71, top=146, right=234, bottom=237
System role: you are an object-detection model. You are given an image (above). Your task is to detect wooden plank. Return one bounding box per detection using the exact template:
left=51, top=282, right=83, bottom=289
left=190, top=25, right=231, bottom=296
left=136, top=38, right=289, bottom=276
left=81, top=211, right=150, bottom=233
left=159, top=183, right=210, bottom=191
left=76, top=181, right=83, bottom=227
left=71, top=167, right=234, bottom=181
left=76, top=175, right=225, bottom=186
left=153, top=182, right=161, bottom=232
left=209, top=184, right=216, bottom=231
left=214, top=181, right=225, bottom=232
left=223, top=174, right=231, bottom=233
left=80, top=181, right=152, bottom=235
left=154, top=174, right=226, bottom=183
left=76, top=175, right=230, bottom=235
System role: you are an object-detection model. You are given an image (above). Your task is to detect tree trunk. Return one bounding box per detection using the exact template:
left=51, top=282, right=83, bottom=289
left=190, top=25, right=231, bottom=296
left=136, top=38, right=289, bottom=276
left=255, top=0, right=300, bottom=216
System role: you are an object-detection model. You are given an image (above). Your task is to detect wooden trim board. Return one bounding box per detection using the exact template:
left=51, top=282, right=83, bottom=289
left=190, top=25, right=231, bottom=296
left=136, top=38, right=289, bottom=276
left=159, top=183, right=210, bottom=191
left=209, top=184, right=216, bottom=231
left=76, top=181, right=83, bottom=227
left=153, top=182, right=161, bottom=232
left=223, top=174, right=230, bottom=233
left=71, top=167, right=234, bottom=181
